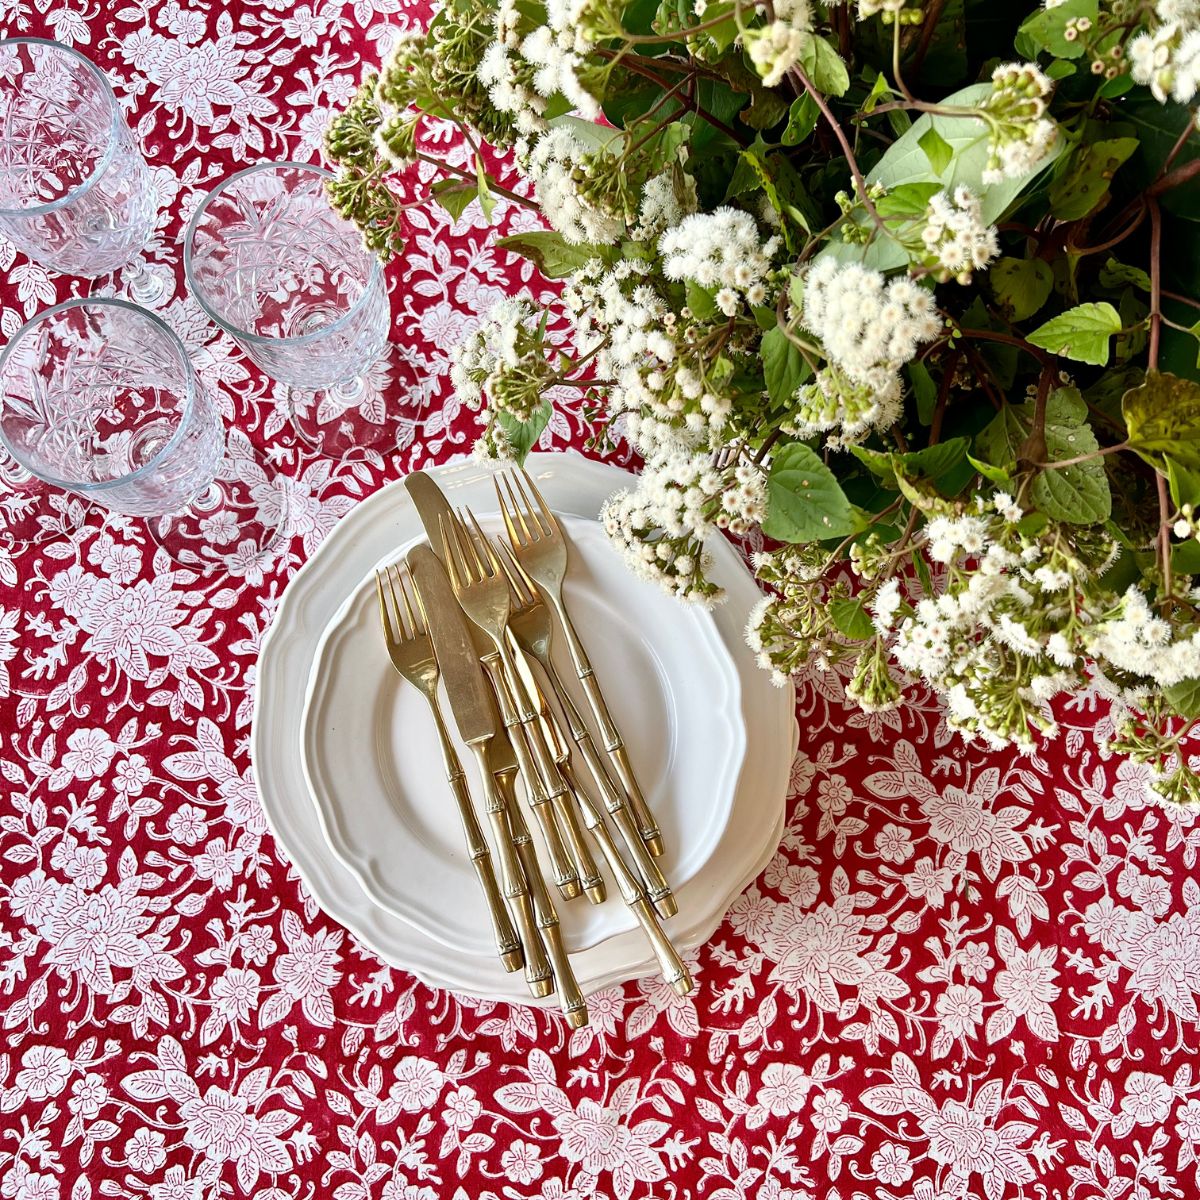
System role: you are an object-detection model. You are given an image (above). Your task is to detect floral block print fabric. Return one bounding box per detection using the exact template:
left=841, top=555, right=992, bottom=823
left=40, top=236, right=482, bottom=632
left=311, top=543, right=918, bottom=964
left=2, top=5, right=1200, bottom=1200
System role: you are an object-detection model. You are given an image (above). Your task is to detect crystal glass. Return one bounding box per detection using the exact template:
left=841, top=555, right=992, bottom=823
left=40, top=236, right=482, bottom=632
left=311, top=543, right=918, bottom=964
left=183, top=161, right=393, bottom=459
left=0, top=299, right=288, bottom=572
left=0, top=39, right=159, bottom=284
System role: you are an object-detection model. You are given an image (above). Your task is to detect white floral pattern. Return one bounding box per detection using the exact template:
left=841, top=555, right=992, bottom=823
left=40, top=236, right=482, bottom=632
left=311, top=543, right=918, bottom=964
left=0, top=3, right=1199, bottom=1199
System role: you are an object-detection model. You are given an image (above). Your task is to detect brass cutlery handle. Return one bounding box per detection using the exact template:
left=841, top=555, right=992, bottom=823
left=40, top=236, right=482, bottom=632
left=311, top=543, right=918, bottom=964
left=425, top=702, right=520, bottom=972
left=563, top=760, right=693, bottom=996
left=492, top=764, right=553, bottom=997
left=543, top=661, right=675, bottom=919
left=482, top=652, right=580, bottom=900
left=506, top=786, right=589, bottom=1028
left=549, top=594, right=665, bottom=858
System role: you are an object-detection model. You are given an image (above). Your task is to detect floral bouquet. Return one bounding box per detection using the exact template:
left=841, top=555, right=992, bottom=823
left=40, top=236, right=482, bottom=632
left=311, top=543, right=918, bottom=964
left=325, top=0, right=1200, bottom=804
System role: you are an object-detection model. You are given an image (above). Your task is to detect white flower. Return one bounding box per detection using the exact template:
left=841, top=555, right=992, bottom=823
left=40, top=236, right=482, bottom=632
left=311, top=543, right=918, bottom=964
left=799, top=258, right=942, bottom=389
left=980, top=63, right=1058, bottom=184
left=15, top=1045, right=71, bottom=1100
left=747, top=19, right=811, bottom=88
left=872, top=578, right=903, bottom=633
left=526, top=127, right=623, bottom=245
left=1130, top=23, right=1200, bottom=104
left=660, top=207, right=780, bottom=306
left=921, top=186, right=1000, bottom=283
left=636, top=170, right=697, bottom=240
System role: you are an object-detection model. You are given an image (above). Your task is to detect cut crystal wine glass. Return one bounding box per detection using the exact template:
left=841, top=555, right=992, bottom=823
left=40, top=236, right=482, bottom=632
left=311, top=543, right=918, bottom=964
left=0, top=298, right=289, bottom=573
left=183, top=161, right=393, bottom=460
left=0, top=38, right=159, bottom=282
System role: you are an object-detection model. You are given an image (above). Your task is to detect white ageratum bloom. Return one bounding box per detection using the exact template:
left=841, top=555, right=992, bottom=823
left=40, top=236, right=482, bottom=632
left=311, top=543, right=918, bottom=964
left=659, top=207, right=780, bottom=315
left=478, top=0, right=548, bottom=136
left=520, top=0, right=602, bottom=118
left=635, top=171, right=698, bottom=241
left=526, top=127, right=623, bottom=245
left=800, top=258, right=942, bottom=386
left=980, top=62, right=1058, bottom=184
left=746, top=0, right=813, bottom=88
left=1129, top=23, right=1200, bottom=105
left=921, top=187, right=1000, bottom=283
left=1157, top=0, right=1200, bottom=29
left=1087, top=587, right=1200, bottom=688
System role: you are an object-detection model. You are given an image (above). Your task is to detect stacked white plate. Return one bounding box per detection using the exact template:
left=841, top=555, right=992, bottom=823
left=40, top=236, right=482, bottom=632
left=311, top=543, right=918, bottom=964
left=252, top=452, right=796, bottom=1003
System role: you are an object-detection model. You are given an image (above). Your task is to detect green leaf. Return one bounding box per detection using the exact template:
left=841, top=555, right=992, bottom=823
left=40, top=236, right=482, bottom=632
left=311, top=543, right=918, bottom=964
left=761, top=326, right=810, bottom=406
left=497, top=401, right=552, bottom=465
left=1123, top=371, right=1200, bottom=470
left=849, top=439, right=970, bottom=488
left=830, top=596, right=875, bottom=640
left=797, top=36, right=850, bottom=98
left=1019, top=0, right=1098, bottom=58
left=1165, top=678, right=1200, bottom=720
left=763, top=443, right=857, bottom=542
left=875, top=182, right=943, bottom=218
left=968, top=453, right=1012, bottom=486
left=1027, top=302, right=1122, bottom=366
left=989, top=256, right=1054, bottom=322
left=908, top=360, right=937, bottom=426
left=781, top=94, right=819, bottom=147
left=821, top=82, right=1063, bottom=272
left=475, top=155, right=497, bottom=223
left=1048, top=137, right=1138, bottom=222
left=976, top=390, right=1111, bottom=524
left=429, top=179, right=478, bottom=221
left=1098, top=257, right=1152, bottom=292
left=494, top=231, right=611, bottom=278
left=918, top=127, right=953, bottom=175
left=685, top=280, right=719, bottom=321
left=1168, top=458, right=1200, bottom=510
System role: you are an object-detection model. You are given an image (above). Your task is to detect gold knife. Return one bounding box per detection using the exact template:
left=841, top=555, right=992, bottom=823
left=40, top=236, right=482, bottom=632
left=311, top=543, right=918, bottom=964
left=407, top=544, right=552, bottom=1000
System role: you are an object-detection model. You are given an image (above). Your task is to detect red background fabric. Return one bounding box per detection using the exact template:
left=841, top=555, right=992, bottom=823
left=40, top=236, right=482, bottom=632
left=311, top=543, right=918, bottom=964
left=1, top=5, right=1198, bottom=1200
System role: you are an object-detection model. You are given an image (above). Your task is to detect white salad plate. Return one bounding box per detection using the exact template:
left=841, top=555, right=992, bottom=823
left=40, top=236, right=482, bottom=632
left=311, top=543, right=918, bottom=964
left=302, top=514, right=746, bottom=956
left=253, top=453, right=797, bottom=1003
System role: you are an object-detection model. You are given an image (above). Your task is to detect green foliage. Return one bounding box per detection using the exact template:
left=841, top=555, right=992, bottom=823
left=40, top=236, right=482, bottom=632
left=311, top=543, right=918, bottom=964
left=1123, top=373, right=1200, bottom=471
left=1027, top=302, right=1123, bottom=366
left=989, top=257, right=1054, bottom=321
left=763, top=443, right=857, bottom=543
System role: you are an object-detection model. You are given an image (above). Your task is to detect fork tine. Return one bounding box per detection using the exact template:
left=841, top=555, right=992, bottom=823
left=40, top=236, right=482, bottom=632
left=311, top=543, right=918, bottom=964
left=457, top=507, right=492, bottom=579
left=397, top=568, right=423, bottom=636
left=497, top=540, right=537, bottom=606
left=516, top=468, right=556, bottom=538
left=439, top=515, right=463, bottom=591
left=375, top=570, right=394, bottom=641
left=497, top=473, right=534, bottom=547
left=385, top=565, right=410, bottom=640
left=465, top=508, right=505, bottom=579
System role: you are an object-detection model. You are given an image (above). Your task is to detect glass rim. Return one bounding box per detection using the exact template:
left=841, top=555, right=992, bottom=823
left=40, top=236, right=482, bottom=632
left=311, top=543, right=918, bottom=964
left=182, top=159, right=384, bottom=350
left=0, top=37, right=123, bottom=219
left=0, top=296, right=201, bottom=495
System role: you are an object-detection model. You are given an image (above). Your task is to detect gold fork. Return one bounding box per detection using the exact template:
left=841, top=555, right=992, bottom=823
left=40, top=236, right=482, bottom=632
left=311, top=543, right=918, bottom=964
left=496, top=468, right=665, bottom=859
left=375, top=565, right=522, bottom=974
left=495, top=541, right=678, bottom=921
left=440, top=510, right=604, bottom=904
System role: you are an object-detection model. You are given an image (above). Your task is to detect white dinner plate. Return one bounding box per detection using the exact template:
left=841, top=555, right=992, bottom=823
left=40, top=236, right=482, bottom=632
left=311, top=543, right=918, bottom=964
left=302, top=515, right=745, bottom=955
left=253, top=453, right=797, bottom=1002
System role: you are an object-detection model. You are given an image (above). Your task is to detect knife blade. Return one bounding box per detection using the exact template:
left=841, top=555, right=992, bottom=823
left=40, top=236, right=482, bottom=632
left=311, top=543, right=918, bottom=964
left=406, top=543, right=495, bottom=746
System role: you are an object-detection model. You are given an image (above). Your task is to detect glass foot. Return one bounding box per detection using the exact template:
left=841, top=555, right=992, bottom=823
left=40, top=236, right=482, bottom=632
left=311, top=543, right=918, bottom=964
left=286, top=352, right=401, bottom=461
left=148, top=435, right=290, bottom=576
left=0, top=458, right=90, bottom=551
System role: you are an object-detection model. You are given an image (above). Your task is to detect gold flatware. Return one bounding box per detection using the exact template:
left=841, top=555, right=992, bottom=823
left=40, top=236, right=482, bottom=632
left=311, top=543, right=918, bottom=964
left=405, top=546, right=552, bottom=999
left=486, top=706, right=584, bottom=1022
left=496, top=467, right=665, bottom=859
left=541, top=706, right=692, bottom=996
left=496, top=540, right=677, bottom=920
left=375, top=562, right=522, bottom=975
left=442, top=507, right=605, bottom=905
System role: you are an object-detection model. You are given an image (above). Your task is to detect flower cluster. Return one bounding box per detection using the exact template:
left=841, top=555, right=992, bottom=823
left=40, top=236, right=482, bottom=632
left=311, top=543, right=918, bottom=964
left=449, top=298, right=558, bottom=458
left=1129, top=22, right=1200, bottom=105
left=920, top=187, right=1000, bottom=284
left=524, top=126, right=625, bottom=245
left=793, top=258, right=940, bottom=442
left=746, top=0, right=813, bottom=87
left=979, top=62, right=1058, bottom=184
left=659, top=208, right=781, bottom=315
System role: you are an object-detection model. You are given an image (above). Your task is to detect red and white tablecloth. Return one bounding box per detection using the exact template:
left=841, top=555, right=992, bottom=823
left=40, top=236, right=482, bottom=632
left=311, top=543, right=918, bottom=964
left=2, top=5, right=1200, bottom=1200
